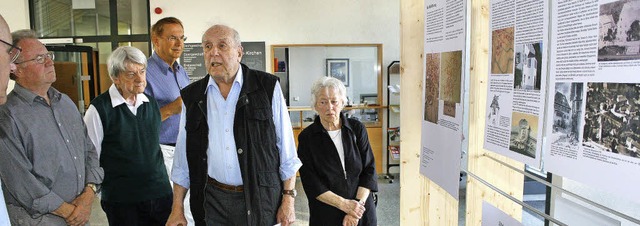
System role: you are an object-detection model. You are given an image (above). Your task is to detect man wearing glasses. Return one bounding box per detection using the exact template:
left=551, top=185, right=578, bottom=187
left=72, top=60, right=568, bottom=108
left=0, top=29, right=103, bottom=226
left=0, top=16, right=18, bottom=107
left=145, top=17, right=193, bottom=225
left=0, top=14, right=18, bottom=226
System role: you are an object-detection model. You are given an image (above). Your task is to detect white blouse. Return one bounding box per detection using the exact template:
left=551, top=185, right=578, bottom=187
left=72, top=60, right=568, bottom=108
left=328, top=130, right=346, bottom=174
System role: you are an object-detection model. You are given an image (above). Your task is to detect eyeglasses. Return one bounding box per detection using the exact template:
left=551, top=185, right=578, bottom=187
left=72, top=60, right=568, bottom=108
left=14, top=52, right=54, bottom=65
left=165, top=35, right=187, bottom=42
left=0, top=39, right=22, bottom=63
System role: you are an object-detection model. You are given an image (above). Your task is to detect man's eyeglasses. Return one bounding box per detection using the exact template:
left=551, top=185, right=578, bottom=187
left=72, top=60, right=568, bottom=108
left=14, top=52, right=54, bottom=65
left=0, top=39, right=22, bottom=63
left=166, top=35, right=187, bottom=42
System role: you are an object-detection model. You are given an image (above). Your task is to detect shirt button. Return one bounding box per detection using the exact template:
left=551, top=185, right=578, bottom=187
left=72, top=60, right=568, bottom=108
left=78, top=174, right=81, bottom=178
left=225, top=128, right=229, bottom=132
left=66, top=139, right=70, bottom=143
left=226, top=147, right=229, bottom=150
left=74, top=156, right=77, bottom=160
left=58, top=123, right=62, bottom=126
left=237, top=148, right=243, bottom=154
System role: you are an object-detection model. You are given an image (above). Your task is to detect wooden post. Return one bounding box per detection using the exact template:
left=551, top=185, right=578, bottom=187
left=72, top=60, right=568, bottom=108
left=465, top=0, right=525, bottom=225
left=400, top=0, right=458, bottom=225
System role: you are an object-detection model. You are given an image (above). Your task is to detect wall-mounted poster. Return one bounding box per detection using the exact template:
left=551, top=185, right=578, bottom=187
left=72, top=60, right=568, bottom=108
left=326, top=58, right=350, bottom=87
left=241, top=42, right=266, bottom=71
left=420, top=0, right=467, bottom=199
left=545, top=0, right=640, bottom=204
left=481, top=202, right=524, bottom=226
left=483, top=0, right=549, bottom=167
left=179, top=43, right=206, bottom=82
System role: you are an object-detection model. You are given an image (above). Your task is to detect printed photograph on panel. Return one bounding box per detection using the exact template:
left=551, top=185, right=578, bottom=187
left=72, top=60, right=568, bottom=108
left=551, top=83, right=584, bottom=147
left=491, top=27, right=515, bottom=74
left=487, top=94, right=501, bottom=126
left=598, top=0, right=640, bottom=61
left=424, top=53, right=440, bottom=123
left=509, top=112, right=538, bottom=158
left=440, top=51, right=462, bottom=103
left=514, top=42, right=543, bottom=91
left=583, top=83, right=640, bottom=158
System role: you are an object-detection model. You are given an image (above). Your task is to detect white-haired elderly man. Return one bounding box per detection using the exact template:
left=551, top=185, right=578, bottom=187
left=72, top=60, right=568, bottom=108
left=83, top=46, right=173, bottom=225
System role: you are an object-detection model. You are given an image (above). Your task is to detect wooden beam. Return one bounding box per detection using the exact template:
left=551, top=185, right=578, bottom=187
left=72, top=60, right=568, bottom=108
left=400, top=0, right=458, bottom=225
left=466, top=0, right=525, bottom=225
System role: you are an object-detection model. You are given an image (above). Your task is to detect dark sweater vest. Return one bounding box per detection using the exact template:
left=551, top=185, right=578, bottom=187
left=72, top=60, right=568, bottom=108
left=90, top=92, right=172, bottom=202
left=181, top=63, right=281, bottom=226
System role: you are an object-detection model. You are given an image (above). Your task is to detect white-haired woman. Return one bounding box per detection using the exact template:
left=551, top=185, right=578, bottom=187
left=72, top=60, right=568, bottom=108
left=83, top=46, right=173, bottom=225
left=297, top=77, right=378, bottom=226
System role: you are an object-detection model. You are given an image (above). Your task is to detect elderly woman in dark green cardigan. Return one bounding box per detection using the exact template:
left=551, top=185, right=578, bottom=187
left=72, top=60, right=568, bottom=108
left=83, top=46, right=172, bottom=225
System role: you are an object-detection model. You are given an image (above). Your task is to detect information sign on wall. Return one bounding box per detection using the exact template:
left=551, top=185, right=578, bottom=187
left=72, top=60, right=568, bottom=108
left=179, top=42, right=266, bottom=82
left=241, top=42, right=266, bottom=71
left=180, top=43, right=206, bottom=82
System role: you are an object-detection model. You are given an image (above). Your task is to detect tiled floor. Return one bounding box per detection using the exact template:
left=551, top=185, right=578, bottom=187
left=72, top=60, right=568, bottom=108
left=89, top=176, right=401, bottom=226
left=90, top=174, right=549, bottom=225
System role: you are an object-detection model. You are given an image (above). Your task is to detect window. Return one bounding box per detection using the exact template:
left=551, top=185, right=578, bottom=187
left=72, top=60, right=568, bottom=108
left=30, top=0, right=150, bottom=59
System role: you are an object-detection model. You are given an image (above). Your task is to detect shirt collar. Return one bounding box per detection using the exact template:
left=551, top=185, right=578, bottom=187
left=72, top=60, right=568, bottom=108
left=12, top=84, right=62, bottom=104
left=108, top=84, right=149, bottom=108
left=205, top=64, right=244, bottom=94
left=150, top=52, right=182, bottom=74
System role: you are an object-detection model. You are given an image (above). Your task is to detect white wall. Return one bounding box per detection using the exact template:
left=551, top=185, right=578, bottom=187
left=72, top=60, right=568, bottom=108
left=0, top=0, right=30, bottom=93
left=1, top=0, right=400, bottom=95
left=149, top=0, right=400, bottom=74
left=0, top=0, right=29, bottom=30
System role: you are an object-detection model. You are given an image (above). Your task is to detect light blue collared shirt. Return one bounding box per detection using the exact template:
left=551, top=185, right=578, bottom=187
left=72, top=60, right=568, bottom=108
left=0, top=180, right=10, bottom=225
left=172, top=68, right=301, bottom=187
left=144, top=53, right=190, bottom=144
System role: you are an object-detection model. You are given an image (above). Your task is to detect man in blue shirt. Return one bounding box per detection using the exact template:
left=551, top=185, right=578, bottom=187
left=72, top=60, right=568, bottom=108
left=166, top=24, right=301, bottom=226
left=144, top=17, right=193, bottom=225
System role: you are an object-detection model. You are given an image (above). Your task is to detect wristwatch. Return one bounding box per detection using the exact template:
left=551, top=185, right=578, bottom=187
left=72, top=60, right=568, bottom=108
left=87, top=183, right=99, bottom=193
left=282, top=189, right=297, bottom=198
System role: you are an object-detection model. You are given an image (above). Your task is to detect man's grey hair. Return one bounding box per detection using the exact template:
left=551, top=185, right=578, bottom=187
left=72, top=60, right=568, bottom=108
left=202, top=24, right=242, bottom=46
left=107, top=46, right=147, bottom=79
left=310, top=76, right=348, bottom=113
left=229, top=26, right=241, bottom=46
left=11, top=29, right=37, bottom=47
left=10, top=29, right=38, bottom=80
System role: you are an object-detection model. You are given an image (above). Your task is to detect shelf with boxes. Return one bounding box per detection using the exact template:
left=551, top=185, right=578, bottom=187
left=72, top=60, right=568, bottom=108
left=385, top=61, right=400, bottom=183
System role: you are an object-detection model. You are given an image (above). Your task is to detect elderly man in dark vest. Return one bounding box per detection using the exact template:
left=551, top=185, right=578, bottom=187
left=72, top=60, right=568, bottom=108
left=166, top=24, right=301, bottom=226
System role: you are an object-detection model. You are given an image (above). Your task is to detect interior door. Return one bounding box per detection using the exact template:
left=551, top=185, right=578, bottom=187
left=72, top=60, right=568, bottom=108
left=46, top=45, right=99, bottom=113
